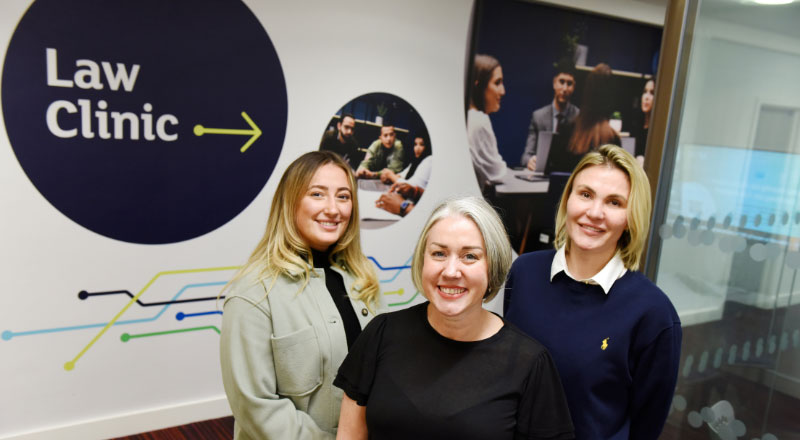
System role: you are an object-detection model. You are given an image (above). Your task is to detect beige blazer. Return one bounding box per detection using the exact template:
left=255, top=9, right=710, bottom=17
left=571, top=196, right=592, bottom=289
left=220, top=266, right=375, bottom=440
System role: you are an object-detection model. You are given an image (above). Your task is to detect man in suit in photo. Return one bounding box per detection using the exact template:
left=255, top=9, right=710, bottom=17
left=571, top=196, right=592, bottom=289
left=520, top=62, right=579, bottom=171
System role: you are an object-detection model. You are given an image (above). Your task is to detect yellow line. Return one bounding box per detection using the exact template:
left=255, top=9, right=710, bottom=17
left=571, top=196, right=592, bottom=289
left=239, top=112, right=261, bottom=153
left=200, top=127, right=255, bottom=136
left=382, top=288, right=404, bottom=296
left=64, top=266, right=240, bottom=371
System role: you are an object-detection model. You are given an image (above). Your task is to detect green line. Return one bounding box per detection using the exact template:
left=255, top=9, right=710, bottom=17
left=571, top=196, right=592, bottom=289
left=382, top=288, right=404, bottom=296
left=64, top=266, right=239, bottom=371
left=120, top=325, right=221, bottom=342
left=388, top=291, right=420, bottom=307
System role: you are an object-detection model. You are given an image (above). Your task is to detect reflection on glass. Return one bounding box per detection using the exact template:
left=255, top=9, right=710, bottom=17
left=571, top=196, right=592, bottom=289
left=653, top=0, right=800, bottom=439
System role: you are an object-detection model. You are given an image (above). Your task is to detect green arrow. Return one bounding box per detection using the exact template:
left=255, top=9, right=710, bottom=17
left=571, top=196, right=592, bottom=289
left=193, top=111, right=262, bottom=153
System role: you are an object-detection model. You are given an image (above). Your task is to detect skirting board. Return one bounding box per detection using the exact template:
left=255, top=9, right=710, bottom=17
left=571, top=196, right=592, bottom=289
left=1, top=396, right=232, bottom=440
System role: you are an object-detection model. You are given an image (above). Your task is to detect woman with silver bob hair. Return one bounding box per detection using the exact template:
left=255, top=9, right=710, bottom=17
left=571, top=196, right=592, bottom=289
left=334, top=196, right=574, bottom=439
left=220, top=150, right=379, bottom=439
left=505, top=145, right=681, bottom=439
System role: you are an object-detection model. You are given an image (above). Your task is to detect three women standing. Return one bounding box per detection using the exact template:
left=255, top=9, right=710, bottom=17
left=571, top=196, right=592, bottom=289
left=220, top=151, right=379, bottom=439
left=505, top=145, right=681, bottom=439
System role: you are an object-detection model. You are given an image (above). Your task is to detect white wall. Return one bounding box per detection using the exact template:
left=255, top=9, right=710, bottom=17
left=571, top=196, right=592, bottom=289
left=0, top=1, right=670, bottom=438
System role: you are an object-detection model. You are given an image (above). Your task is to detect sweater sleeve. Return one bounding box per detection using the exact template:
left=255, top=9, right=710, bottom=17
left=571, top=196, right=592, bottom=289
left=521, top=111, right=539, bottom=166
left=468, top=112, right=507, bottom=184
left=220, top=294, right=334, bottom=440
left=359, top=141, right=380, bottom=171
left=386, top=141, right=406, bottom=173
left=629, top=321, right=682, bottom=440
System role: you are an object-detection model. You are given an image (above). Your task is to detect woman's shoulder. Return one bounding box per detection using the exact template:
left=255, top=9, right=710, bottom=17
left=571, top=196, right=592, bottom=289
left=467, top=108, right=491, bottom=128
left=499, top=321, right=552, bottom=361
left=617, top=271, right=680, bottom=321
left=513, top=249, right=556, bottom=269
left=224, top=270, right=298, bottom=305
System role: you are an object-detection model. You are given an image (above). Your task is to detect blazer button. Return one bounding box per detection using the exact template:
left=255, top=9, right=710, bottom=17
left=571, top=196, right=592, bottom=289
left=361, top=308, right=368, bottom=316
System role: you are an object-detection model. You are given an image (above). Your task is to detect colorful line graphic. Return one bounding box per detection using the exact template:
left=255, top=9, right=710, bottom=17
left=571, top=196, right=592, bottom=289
left=63, top=266, right=238, bottom=371
left=121, top=325, right=220, bottom=342
left=2, top=280, right=228, bottom=341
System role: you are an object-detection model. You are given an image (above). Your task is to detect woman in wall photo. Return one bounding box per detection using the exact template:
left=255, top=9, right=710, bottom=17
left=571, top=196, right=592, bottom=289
left=335, top=196, right=575, bottom=440
left=467, top=54, right=508, bottom=193
left=629, top=76, right=655, bottom=161
left=545, top=63, right=621, bottom=174
left=220, top=151, right=380, bottom=439
left=505, top=145, right=681, bottom=439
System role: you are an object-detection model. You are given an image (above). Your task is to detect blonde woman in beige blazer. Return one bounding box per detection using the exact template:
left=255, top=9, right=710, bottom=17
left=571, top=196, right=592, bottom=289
left=220, top=151, right=380, bottom=440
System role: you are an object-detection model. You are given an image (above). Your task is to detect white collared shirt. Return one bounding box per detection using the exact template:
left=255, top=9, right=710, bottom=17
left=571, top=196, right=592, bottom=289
left=550, top=246, right=627, bottom=294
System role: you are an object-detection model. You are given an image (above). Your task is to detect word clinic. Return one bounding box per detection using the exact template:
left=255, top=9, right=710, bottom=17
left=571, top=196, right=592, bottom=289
left=44, top=48, right=178, bottom=141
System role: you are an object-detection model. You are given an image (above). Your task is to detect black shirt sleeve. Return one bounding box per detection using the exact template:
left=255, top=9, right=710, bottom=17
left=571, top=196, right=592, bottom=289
left=333, top=313, right=388, bottom=406
left=516, top=350, right=575, bottom=440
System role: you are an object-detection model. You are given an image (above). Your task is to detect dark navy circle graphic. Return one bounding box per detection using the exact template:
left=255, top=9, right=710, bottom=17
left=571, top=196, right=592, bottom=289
left=2, top=0, right=287, bottom=244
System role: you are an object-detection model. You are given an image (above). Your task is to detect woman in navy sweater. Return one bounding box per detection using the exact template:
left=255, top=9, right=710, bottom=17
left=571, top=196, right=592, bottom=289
left=504, top=144, right=681, bottom=440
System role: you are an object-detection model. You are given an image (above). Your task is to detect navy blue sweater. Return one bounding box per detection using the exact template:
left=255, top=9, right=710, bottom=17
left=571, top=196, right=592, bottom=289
left=504, top=250, right=681, bottom=440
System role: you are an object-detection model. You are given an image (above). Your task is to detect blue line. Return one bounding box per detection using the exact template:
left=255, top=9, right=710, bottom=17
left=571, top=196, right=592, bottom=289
left=1, top=281, right=227, bottom=341
left=176, top=311, right=223, bottom=320
left=368, top=256, right=412, bottom=271
left=369, top=255, right=413, bottom=283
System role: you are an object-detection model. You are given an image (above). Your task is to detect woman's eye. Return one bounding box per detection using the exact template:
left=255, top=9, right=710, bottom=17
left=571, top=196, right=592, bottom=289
left=431, top=250, right=445, bottom=258
left=580, top=191, right=591, bottom=199
left=464, top=253, right=478, bottom=261
left=337, top=193, right=351, bottom=201
left=310, top=192, right=323, bottom=198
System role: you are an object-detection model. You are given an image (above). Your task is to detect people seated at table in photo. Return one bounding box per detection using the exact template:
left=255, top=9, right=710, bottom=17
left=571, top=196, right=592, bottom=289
left=219, top=151, right=380, bottom=440
left=521, top=59, right=580, bottom=171
left=335, top=196, right=575, bottom=440
left=374, top=150, right=431, bottom=218
left=467, top=54, right=508, bottom=192
left=545, top=63, right=621, bottom=175
left=629, top=76, right=655, bottom=164
left=319, top=113, right=362, bottom=170
left=504, top=145, right=681, bottom=440
left=355, top=124, right=405, bottom=179
left=379, top=135, right=431, bottom=185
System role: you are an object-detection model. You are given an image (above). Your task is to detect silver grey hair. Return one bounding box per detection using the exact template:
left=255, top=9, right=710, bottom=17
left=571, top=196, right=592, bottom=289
left=411, top=196, right=513, bottom=302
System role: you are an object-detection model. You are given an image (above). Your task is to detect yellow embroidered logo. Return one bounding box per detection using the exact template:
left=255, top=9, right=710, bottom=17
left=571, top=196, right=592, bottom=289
left=601, top=338, right=610, bottom=350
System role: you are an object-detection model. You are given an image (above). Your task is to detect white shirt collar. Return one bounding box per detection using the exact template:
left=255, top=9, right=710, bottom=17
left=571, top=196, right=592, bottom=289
left=550, top=246, right=627, bottom=294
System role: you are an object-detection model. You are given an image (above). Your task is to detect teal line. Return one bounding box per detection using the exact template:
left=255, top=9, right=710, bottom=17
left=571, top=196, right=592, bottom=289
left=2, top=281, right=227, bottom=340
left=377, top=255, right=413, bottom=283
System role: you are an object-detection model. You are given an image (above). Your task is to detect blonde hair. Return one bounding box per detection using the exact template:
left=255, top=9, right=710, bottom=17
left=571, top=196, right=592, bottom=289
left=225, top=151, right=379, bottom=311
left=553, top=144, right=651, bottom=270
left=411, top=196, right=512, bottom=302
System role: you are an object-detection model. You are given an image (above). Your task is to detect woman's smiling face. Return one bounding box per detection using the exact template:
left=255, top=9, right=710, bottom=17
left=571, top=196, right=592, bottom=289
left=422, top=215, right=489, bottom=320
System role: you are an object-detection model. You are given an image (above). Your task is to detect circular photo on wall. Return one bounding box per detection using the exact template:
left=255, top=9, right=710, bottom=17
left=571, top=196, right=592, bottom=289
left=318, top=92, right=431, bottom=229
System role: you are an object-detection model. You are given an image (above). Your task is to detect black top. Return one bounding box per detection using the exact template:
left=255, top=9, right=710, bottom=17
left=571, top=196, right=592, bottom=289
left=311, top=249, right=361, bottom=348
left=334, top=302, right=575, bottom=440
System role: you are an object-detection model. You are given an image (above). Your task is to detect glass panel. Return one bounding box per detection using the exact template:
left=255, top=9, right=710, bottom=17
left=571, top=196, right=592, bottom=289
left=653, top=1, right=800, bottom=439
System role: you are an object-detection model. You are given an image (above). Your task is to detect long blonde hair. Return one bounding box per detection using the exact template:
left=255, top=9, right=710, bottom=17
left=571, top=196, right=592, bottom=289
left=554, top=144, right=651, bottom=270
left=225, top=151, right=379, bottom=310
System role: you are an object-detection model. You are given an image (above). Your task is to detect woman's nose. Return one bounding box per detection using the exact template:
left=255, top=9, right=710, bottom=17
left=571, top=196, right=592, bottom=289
left=443, top=257, right=461, bottom=277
